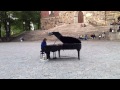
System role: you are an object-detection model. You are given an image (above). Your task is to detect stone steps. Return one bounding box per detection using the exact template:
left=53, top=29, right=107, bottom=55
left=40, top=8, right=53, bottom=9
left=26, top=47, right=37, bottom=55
left=12, top=23, right=110, bottom=42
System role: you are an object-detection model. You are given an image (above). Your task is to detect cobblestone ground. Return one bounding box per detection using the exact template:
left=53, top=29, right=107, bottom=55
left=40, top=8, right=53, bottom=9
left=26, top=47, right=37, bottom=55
left=0, top=40, right=120, bottom=79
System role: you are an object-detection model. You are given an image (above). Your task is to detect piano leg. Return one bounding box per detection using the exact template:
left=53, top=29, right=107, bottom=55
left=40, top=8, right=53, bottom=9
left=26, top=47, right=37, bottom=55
left=58, top=50, right=60, bottom=58
left=53, top=52, right=57, bottom=59
left=78, top=50, right=80, bottom=60
left=46, top=52, right=50, bottom=59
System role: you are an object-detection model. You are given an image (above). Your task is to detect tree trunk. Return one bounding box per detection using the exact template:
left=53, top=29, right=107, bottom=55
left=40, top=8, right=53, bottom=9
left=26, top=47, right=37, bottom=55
left=25, top=21, right=30, bottom=31
left=0, top=24, right=1, bottom=38
left=4, top=20, right=7, bottom=41
left=38, top=23, right=40, bottom=29
left=4, top=20, right=10, bottom=41
left=8, top=21, right=10, bottom=38
left=29, top=21, right=31, bottom=30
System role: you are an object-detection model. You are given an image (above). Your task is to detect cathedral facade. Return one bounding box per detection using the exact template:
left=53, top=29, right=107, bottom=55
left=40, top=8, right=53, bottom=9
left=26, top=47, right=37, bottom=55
left=40, top=11, right=120, bottom=30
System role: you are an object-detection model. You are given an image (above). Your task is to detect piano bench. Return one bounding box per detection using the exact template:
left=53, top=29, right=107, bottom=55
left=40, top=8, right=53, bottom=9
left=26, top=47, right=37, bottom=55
left=40, top=51, right=45, bottom=59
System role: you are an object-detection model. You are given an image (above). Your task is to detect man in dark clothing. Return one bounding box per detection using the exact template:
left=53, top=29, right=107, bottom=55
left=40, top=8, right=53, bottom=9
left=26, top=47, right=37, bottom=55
left=91, top=34, right=96, bottom=39
left=109, top=28, right=112, bottom=32
left=41, top=38, right=50, bottom=59
left=41, top=38, right=47, bottom=51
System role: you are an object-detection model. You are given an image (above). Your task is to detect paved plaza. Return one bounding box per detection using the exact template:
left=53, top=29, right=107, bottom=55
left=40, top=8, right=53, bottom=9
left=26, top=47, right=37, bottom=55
left=0, top=40, right=120, bottom=79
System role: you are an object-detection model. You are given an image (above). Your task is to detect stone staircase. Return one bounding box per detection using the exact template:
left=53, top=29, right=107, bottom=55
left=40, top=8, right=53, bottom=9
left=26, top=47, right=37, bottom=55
left=12, top=23, right=110, bottom=42
left=48, top=23, right=110, bottom=39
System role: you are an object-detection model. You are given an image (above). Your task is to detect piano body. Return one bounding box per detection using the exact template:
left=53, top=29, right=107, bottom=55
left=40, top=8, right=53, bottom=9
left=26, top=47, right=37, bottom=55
left=43, top=32, right=82, bottom=60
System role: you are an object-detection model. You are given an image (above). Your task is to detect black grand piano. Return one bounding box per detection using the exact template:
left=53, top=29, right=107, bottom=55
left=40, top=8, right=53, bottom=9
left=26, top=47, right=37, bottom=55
left=43, top=32, right=82, bottom=60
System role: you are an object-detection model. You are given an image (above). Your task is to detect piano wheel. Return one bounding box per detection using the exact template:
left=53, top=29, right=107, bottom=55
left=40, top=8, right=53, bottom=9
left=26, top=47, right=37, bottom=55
left=53, top=57, right=57, bottom=59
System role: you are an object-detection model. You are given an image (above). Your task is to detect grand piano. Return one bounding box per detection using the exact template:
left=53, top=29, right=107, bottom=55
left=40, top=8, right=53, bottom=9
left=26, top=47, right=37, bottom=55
left=43, top=32, right=82, bottom=60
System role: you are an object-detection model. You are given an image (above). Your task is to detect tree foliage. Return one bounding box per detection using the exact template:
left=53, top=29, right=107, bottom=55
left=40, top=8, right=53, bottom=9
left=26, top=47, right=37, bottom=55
left=0, top=11, right=41, bottom=41
left=12, top=11, right=41, bottom=30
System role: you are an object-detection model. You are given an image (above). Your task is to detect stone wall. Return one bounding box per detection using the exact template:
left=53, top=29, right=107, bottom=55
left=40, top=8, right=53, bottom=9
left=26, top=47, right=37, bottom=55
left=106, top=11, right=120, bottom=23
left=41, top=11, right=60, bottom=30
left=41, top=11, right=59, bottom=18
left=108, top=32, right=120, bottom=40
left=41, top=11, right=49, bottom=18
left=85, top=11, right=106, bottom=25
left=41, top=16, right=63, bottom=30
left=59, top=11, right=74, bottom=23
left=85, top=11, right=120, bottom=25
left=40, top=11, right=120, bottom=30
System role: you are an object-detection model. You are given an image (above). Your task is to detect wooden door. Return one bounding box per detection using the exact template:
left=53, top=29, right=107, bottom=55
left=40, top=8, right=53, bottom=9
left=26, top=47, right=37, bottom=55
left=78, top=11, right=83, bottom=23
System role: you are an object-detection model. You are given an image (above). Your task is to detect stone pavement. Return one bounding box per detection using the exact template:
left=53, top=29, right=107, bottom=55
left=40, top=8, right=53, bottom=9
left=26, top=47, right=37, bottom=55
left=0, top=40, right=120, bottom=79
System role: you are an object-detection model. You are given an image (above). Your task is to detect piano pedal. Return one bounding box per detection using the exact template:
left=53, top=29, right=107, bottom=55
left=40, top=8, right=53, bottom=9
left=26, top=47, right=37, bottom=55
left=53, top=57, right=57, bottom=59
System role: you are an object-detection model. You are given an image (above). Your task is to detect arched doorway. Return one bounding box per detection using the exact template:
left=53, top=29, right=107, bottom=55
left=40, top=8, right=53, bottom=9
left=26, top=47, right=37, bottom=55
left=78, top=11, right=83, bottom=23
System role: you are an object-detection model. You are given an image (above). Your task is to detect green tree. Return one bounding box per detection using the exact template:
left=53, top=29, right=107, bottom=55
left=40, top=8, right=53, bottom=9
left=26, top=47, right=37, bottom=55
left=0, top=11, right=41, bottom=41
left=0, top=11, right=12, bottom=40
left=12, top=11, right=41, bottom=31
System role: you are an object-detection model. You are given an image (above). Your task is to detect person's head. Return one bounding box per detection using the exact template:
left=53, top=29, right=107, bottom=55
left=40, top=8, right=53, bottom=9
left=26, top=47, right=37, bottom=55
left=43, top=38, right=47, bottom=42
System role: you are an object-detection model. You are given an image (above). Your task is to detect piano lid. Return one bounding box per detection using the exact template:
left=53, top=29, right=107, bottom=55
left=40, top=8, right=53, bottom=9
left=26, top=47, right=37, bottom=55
left=50, top=32, right=81, bottom=44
